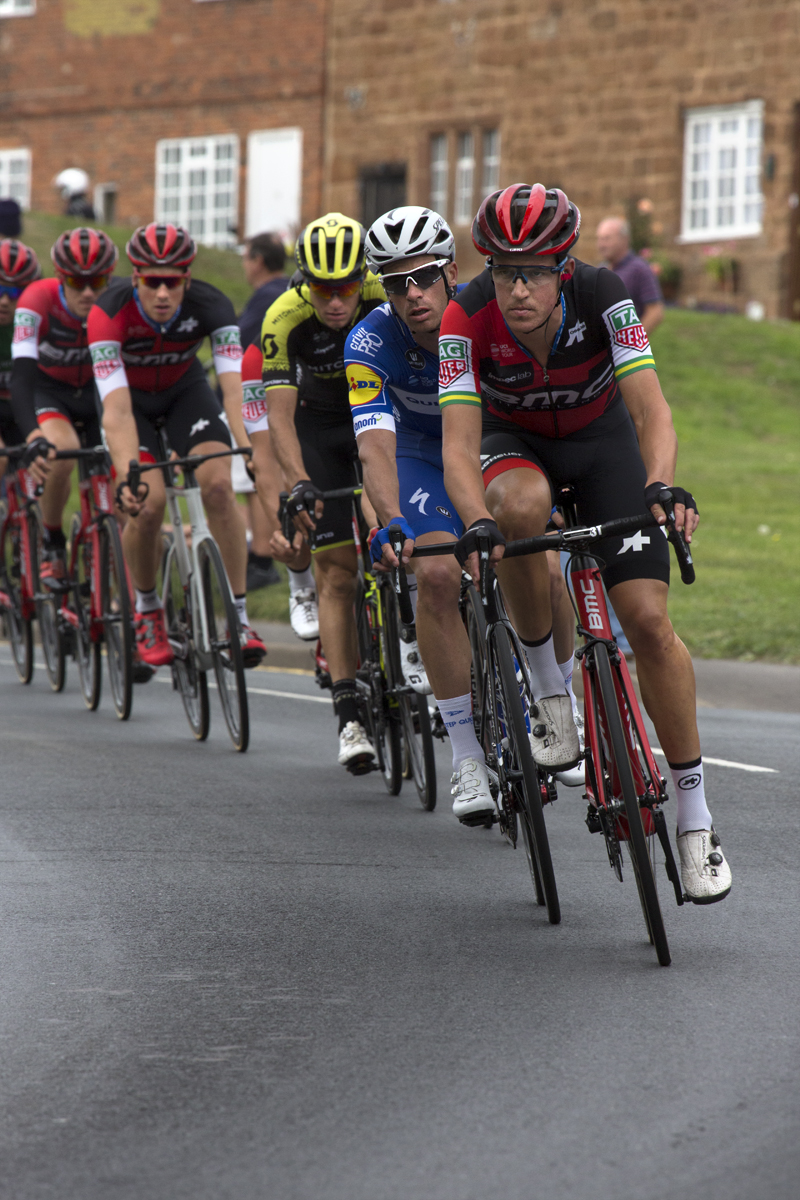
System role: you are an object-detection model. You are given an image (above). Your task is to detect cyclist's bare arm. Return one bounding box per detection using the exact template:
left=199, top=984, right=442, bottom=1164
left=264, top=385, right=306, bottom=487
left=218, top=371, right=249, bottom=450
left=356, top=427, right=411, bottom=567
left=618, top=367, right=696, bottom=538
left=102, top=386, right=146, bottom=513
left=249, top=428, right=282, bottom=541
left=442, top=403, right=505, bottom=573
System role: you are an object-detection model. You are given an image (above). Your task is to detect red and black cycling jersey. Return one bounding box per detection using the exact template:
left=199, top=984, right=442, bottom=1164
left=11, top=277, right=100, bottom=388
left=438, top=261, right=656, bottom=438
left=87, top=278, right=242, bottom=398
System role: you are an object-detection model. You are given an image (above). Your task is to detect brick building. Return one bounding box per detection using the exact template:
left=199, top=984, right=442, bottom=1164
left=325, top=0, right=800, bottom=319
left=0, top=0, right=326, bottom=244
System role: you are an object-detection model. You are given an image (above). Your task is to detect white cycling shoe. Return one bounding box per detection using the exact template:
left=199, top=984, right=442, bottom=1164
left=555, top=710, right=586, bottom=787
left=400, top=637, right=431, bottom=694
left=289, top=588, right=319, bottom=641
left=451, top=757, right=495, bottom=826
left=677, top=826, right=732, bottom=904
left=529, top=694, right=581, bottom=771
left=337, top=721, right=375, bottom=774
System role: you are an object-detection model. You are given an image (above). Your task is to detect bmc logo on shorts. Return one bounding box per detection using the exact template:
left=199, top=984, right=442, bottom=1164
left=347, top=362, right=383, bottom=406
left=90, top=342, right=122, bottom=380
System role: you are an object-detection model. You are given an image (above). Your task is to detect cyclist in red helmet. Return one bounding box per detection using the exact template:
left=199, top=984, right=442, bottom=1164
left=10, top=227, right=120, bottom=582
left=439, top=182, right=731, bottom=905
left=0, top=239, right=40, bottom=479
left=88, top=222, right=266, bottom=669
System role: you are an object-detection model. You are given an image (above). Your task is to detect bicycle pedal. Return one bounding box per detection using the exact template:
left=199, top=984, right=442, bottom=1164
left=133, top=663, right=155, bottom=684
left=346, top=756, right=378, bottom=776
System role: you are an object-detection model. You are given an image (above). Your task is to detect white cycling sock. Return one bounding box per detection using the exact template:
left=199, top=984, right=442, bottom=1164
left=436, top=692, right=483, bottom=770
left=558, top=655, right=579, bottom=721
left=234, top=594, right=249, bottom=626
left=521, top=631, right=566, bottom=700
left=670, top=757, right=713, bottom=834
left=288, top=565, right=314, bottom=595
left=135, top=587, right=160, bottom=614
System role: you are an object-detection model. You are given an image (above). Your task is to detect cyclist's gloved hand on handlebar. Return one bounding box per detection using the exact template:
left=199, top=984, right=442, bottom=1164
left=644, top=481, right=699, bottom=542
left=21, top=436, right=54, bottom=477
left=370, top=516, right=416, bottom=568
left=454, top=517, right=507, bottom=582
left=287, top=478, right=324, bottom=528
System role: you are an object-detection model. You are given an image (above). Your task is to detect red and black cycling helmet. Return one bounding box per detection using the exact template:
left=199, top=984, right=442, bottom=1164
left=0, top=239, right=40, bottom=287
left=51, top=227, right=118, bottom=277
left=472, top=183, right=581, bottom=258
left=126, top=222, right=197, bottom=270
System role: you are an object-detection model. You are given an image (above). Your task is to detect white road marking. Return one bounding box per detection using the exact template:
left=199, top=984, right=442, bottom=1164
left=154, top=673, right=329, bottom=705
left=652, top=747, right=777, bottom=774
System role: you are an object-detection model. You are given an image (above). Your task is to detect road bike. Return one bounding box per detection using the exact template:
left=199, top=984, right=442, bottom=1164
left=57, top=442, right=137, bottom=718
left=280, top=485, right=437, bottom=808
left=134, top=432, right=250, bottom=752
left=0, top=444, right=50, bottom=685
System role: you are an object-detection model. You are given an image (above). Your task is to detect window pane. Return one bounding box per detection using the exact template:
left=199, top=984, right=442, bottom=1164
left=481, top=129, right=500, bottom=198
left=163, top=147, right=181, bottom=164
left=155, top=135, right=239, bottom=247
left=430, top=134, right=448, bottom=215
left=683, top=103, right=763, bottom=239
left=454, top=132, right=475, bottom=225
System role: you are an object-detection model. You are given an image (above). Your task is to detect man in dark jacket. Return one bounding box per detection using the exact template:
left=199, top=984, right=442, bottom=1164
left=238, top=232, right=289, bottom=348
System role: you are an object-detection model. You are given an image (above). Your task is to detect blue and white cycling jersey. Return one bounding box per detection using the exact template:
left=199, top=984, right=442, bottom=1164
left=345, top=299, right=463, bottom=539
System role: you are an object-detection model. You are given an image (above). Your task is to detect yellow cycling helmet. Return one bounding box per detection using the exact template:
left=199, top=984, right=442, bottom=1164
left=295, top=212, right=366, bottom=283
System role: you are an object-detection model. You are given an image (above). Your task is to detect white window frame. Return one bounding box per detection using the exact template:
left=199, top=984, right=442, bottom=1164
left=0, top=147, right=31, bottom=209
left=454, top=132, right=475, bottom=226
left=481, top=129, right=501, bottom=199
left=0, top=0, right=36, bottom=17
left=680, top=100, right=764, bottom=242
left=154, top=134, right=240, bottom=249
left=430, top=134, right=448, bottom=218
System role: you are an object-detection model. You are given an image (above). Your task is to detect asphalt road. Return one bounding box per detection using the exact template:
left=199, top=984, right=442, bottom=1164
left=0, top=655, right=797, bottom=1200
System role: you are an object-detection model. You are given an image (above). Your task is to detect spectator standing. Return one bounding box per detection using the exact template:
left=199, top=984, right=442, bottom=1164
left=0, top=199, right=22, bottom=237
left=596, top=216, right=664, bottom=336
left=237, top=232, right=289, bottom=348
left=54, top=169, right=96, bottom=220
left=235, top=232, right=289, bottom=590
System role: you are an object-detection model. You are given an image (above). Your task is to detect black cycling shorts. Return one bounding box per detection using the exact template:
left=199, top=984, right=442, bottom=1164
left=295, top=402, right=361, bottom=553
left=481, top=406, right=670, bottom=591
left=0, top=399, right=24, bottom=448
left=34, top=376, right=103, bottom=447
left=130, top=359, right=231, bottom=462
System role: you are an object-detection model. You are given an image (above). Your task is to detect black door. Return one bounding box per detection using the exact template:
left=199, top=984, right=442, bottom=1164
left=360, top=164, right=407, bottom=227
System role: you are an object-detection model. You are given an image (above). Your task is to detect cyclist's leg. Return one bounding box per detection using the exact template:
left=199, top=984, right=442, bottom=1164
left=313, top=542, right=358, bottom=683
left=192, top=443, right=247, bottom=594
left=33, top=396, right=80, bottom=534
left=120, top=411, right=167, bottom=593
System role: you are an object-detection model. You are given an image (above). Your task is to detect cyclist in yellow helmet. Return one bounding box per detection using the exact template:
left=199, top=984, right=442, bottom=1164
left=256, top=213, right=386, bottom=772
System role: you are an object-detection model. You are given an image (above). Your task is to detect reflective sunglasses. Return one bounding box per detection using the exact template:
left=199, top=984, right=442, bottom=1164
left=62, top=274, right=110, bottom=292
left=0, top=285, right=22, bottom=300
left=380, top=259, right=449, bottom=297
left=137, top=274, right=187, bottom=290
left=487, top=258, right=568, bottom=288
left=307, top=276, right=363, bottom=300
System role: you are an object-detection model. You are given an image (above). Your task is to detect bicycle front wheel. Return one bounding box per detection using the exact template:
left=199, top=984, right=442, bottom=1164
left=595, top=642, right=671, bottom=966
left=381, top=581, right=434, bottom=807
left=198, top=538, right=249, bottom=752
left=99, top=517, right=133, bottom=720
left=492, top=622, right=561, bottom=925
left=69, top=516, right=101, bottom=710
left=162, top=539, right=209, bottom=741
left=1, top=516, right=33, bottom=684
left=31, top=508, right=65, bottom=693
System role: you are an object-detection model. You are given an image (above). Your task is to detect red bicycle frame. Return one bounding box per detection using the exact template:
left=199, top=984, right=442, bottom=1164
left=60, top=468, right=118, bottom=643
left=0, top=464, right=40, bottom=620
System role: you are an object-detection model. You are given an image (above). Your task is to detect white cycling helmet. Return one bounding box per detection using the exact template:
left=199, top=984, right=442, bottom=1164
left=365, top=206, right=456, bottom=273
left=54, top=167, right=90, bottom=198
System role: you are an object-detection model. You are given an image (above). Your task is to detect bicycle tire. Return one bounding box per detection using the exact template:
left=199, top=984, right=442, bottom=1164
left=99, top=517, right=133, bottom=720
left=31, top=508, right=65, bottom=693
left=594, top=642, right=671, bottom=966
left=68, top=516, right=101, bottom=710
left=198, top=538, right=249, bottom=752
left=162, top=540, right=209, bottom=741
left=381, top=580, right=435, bottom=807
left=461, top=583, right=488, bottom=745
left=493, top=622, right=561, bottom=924
left=1, top=517, right=33, bottom=684
left=376, top=582, right=403, bottom=795
left=354, top=575, right=385, bottom=773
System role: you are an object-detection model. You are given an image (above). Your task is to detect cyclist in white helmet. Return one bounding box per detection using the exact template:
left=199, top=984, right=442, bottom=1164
left=344, top=207, right=501, bottom=823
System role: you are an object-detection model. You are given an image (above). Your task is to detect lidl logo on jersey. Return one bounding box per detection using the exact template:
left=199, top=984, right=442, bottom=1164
left=438, top=337, right=470, bottom=388
left=347, top=362, right=383, bottom=406
left=604, top=302, right=649, bottom=353
left=90, top=342, right=123, bottom=380
left=12, top=312, right=37, bottom=343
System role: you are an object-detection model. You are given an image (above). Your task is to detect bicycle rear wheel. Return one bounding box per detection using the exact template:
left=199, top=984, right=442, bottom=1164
left=492, top=622, right=561, bottom=925
left=31, top=508, right=65, bottom=693
left=99, top=517, right=133, bottom=720
left=162, top=540, right=209, bottom=741
left=382, top=582, right=435, bottom=808
left=197, top=538, right=249, bottom=752
left=69, top=515, right=101, bottom=710
left=1, top=517, right=33, bottom=684
left=594, top=642, right=670, bottom=966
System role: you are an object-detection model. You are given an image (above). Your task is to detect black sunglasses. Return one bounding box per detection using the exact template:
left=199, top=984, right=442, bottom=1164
left=380, top=260, right=448, bottom=297
left=487, top=257, right=568, bottom=287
